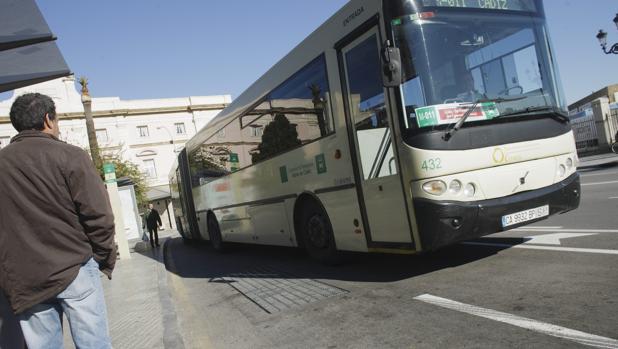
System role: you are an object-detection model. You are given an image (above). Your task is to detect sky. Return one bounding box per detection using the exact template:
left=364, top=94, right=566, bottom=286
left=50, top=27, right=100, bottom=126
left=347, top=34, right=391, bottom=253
left=2, top=1, right=617, bottom=105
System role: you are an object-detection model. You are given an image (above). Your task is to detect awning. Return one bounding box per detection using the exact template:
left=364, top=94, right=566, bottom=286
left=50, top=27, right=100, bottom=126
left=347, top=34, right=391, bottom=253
left=0, top=0, right=71, bottom=93
left=146, top=185, right=171, bottom=201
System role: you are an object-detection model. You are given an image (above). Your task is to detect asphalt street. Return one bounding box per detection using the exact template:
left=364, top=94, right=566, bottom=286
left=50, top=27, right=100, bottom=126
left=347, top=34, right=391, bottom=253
left=162, top=165, right=618, bottom=349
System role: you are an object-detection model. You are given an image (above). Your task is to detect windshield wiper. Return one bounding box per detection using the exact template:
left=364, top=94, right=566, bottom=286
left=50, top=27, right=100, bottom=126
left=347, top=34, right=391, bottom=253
left=442, top=96, right=526, bottom=141
left=496, top=106, right=569, bottom=123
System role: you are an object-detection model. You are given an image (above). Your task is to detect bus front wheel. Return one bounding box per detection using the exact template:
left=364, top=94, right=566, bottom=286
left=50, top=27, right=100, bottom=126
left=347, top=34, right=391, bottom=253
left=300, top=204, right=339, bottom=264
left=207, top=213, right=225, bottom=252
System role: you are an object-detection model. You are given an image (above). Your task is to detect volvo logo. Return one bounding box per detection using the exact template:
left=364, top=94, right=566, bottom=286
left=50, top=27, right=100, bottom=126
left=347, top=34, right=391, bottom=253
left=520, top=171, right=530, bottom=185
left=512, top=171, right=530, bottom=193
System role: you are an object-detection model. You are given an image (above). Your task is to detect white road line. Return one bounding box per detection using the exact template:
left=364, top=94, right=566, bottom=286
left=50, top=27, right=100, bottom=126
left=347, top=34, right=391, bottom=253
left=513, top=228, right=618, bottom=233
left=520, top=226, right=563, bottom=229
left=609, top=197, right=618, bottom=200
left=462, top=241, right=618, bottom=255
left=414, top=294, right=618, bottom=348
left=582, top=180, right=618, bottom=186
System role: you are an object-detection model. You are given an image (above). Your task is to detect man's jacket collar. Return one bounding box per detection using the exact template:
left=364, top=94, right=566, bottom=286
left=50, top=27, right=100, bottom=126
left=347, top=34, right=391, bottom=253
left=11, top=130, right=60, bottom=144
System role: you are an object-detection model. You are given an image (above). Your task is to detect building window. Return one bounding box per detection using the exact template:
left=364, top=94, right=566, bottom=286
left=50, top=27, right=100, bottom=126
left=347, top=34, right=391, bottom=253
left=217, top=129, right=225, bottom=138
left=95, top=129, right=109, bottom=143
left=250, top=125, right=263, bottom=138
left=138, top=126, right=149, bottom=137
left=175, top=123, right=186, bottom=135
left=142, top=159, right=157, bottom=178
left=0, top=136, right=10, bottom=149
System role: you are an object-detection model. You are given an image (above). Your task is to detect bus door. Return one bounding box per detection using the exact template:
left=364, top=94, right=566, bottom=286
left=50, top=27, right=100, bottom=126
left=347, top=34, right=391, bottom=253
left=339, top=26, right=414, bottom=246
left=174, top=168, right=190, bottom=237
left=177, top=149, right=201, bottom=240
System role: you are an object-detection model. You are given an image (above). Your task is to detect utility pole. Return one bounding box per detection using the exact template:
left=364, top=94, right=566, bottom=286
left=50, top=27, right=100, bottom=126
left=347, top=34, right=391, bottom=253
left=79, top=77, right=102, bottom=168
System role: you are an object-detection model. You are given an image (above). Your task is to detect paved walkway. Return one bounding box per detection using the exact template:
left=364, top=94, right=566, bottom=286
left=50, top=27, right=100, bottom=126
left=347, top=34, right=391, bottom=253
left=61, top=231, right=185, bottom=348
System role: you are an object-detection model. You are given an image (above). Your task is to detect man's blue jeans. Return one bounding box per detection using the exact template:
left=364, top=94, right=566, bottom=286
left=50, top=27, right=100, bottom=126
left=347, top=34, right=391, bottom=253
left=17, top=258, right=112, bottom=349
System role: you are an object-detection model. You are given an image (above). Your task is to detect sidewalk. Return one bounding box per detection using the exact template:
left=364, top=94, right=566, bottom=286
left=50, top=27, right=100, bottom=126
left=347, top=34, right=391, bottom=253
left=63, top=231, right=184, bottom=349
left=578, top=152, right=618, bottom=169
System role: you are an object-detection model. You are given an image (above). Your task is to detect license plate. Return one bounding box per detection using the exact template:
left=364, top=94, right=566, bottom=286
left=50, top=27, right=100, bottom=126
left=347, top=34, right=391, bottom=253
left=501, top=205, right=549, bottom=228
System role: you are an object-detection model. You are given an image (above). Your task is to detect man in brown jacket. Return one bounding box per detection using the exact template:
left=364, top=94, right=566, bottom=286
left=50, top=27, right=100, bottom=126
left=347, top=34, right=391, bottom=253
left=0, top=93, right=116, bottom=348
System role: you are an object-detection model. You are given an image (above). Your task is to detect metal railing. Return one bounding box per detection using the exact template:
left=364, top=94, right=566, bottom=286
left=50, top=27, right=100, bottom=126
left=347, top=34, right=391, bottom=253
left=570, top=109, right=599, bottom=155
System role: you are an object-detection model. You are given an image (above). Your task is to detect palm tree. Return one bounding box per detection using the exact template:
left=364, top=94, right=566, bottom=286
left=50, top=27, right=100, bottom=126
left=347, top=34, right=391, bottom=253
left=79, top=77, right=102, bottom=168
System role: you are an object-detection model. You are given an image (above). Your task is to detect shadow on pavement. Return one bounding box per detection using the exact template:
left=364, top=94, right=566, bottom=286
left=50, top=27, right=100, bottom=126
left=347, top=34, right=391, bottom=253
left=137, top=236, right=521, bottom=284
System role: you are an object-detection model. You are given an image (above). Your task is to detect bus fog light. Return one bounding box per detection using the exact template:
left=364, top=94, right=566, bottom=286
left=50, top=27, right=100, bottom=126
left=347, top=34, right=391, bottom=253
left=422, top=180, right=447, bottom=196
left=464, top=183, right=476, bottom=197
left=566, top=157, right=573, bottom=169
left=449, top=180, right=462, bottom=194
left=557, top=164, right=566, bottom=177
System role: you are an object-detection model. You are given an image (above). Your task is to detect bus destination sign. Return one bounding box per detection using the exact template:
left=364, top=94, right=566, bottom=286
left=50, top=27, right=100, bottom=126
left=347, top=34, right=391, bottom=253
left=422, top=0, right=537, bottom=12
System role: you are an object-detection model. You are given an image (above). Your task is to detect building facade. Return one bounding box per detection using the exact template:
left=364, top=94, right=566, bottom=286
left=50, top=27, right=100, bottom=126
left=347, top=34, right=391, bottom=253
left=568, top=84, right=618, bottom=156
left=0, top=76, right=231, bottom=230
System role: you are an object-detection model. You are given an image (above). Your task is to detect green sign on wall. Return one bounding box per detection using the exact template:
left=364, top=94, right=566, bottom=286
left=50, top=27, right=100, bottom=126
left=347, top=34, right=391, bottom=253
left=103, top=163, right=115, bottom=174
left=103, top=163, right=116, bottom=184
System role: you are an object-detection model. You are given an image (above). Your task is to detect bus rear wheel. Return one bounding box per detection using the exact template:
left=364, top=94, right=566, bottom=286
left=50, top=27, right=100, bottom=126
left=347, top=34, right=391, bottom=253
left=300, top=204, right=339, bottom=264
left=207, top=213, right=225, bottom=252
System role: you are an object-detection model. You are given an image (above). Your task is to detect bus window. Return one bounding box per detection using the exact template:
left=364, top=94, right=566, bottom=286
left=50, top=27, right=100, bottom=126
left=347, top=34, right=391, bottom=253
left=243, top=55, right=334, bottom=165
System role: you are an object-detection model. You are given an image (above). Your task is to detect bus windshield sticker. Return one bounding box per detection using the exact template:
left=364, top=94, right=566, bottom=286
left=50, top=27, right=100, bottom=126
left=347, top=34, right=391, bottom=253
left=415, top=102, right=500, bottom=128
left=421, top=0, right=537, bottom=13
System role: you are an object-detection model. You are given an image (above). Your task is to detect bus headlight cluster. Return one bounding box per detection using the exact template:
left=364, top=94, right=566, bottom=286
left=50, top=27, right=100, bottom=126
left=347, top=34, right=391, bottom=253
left=557, top=157, right=574, bottom=178
left=422, top=180, right=447, bottom=196
left=449, top=180, right=462, bottom=194
left=422, top=179, right=476, bottom=198
left=464, top=183, right=476, bottom=197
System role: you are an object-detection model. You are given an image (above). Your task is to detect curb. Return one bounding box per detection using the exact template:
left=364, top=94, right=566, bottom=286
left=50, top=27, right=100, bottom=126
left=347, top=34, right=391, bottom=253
left=157, top=237, right=185, bottom=349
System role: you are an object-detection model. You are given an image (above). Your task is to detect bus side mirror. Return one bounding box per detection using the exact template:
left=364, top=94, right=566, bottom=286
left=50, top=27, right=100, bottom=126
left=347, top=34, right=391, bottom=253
left=381, top=40, right=402, bottom=87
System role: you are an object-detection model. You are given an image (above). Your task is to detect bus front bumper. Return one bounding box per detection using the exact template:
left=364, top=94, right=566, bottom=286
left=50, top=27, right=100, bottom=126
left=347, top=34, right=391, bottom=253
left=413, top=172, right=581, bottom=251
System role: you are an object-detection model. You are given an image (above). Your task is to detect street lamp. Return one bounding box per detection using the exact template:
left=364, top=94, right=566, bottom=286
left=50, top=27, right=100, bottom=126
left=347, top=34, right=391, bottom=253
left=596, top=13, right=618, bottom=54
left=157, top=126, right=181, bottom=153
left=156, top=126, right=173, bottom=145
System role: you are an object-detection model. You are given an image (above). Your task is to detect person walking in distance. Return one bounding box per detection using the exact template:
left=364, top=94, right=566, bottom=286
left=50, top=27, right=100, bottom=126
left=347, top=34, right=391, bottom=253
left=0, top=93, right=116, bottom=348
left=144, top=203, right=163, bottom=247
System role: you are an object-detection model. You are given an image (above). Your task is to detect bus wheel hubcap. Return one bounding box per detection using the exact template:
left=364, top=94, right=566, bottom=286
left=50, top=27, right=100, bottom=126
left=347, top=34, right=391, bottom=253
left=307, top=215, right=328, bottom=249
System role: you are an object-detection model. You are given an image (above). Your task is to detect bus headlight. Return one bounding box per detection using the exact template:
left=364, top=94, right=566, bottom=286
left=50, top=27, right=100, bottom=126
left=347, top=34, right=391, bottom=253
left=449, top=180, right=462, bottom=194
left=557, top=164, right=566, bottom=177
left=422, top=180, right=447, bottom=196
left=464, top=183, right=476, bottom=198
left=566, top=157, right=573, bottom=169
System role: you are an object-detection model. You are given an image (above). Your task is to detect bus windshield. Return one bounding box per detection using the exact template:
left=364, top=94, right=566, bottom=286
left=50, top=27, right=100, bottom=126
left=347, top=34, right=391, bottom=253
left=390, top=2, right=567, bottom=134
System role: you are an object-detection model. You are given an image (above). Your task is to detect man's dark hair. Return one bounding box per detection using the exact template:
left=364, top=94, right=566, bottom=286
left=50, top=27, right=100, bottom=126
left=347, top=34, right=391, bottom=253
left=9, top=93, right=57, bottom=132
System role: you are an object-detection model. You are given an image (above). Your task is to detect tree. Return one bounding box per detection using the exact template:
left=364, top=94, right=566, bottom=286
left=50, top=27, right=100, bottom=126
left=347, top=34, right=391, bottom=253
left=96, top=153, right=148, bottom=208
left=251, top=113, right=301, bottom=163
left=79, top=77, right=102, bottom=169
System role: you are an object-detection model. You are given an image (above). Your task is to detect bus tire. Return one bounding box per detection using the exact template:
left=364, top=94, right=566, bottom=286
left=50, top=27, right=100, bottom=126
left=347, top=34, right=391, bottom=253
left=300, top=203, right=339, bottom=265
left=207, top=213, right=225, bottom=252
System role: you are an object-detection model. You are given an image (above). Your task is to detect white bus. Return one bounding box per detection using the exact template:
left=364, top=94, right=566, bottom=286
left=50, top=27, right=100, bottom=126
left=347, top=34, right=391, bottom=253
left=170, top=0, right=580, bottom=262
